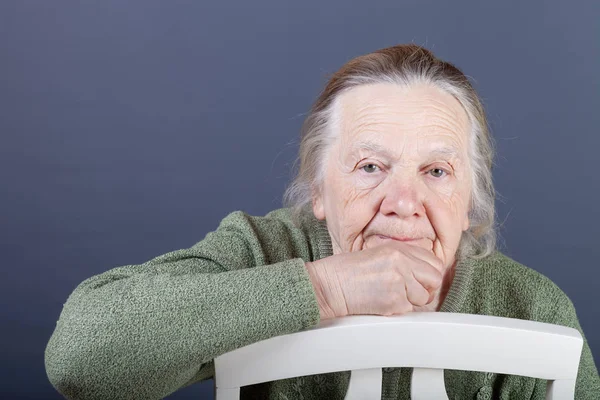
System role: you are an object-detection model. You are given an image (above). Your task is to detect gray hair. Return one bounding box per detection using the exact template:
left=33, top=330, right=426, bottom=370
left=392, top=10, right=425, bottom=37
left=283, top=44, right=496, bottom=260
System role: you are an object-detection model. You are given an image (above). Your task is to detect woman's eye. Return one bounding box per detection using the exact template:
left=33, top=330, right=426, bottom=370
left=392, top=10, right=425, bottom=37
left=429, top=168, right=446, bottom=178
left=361, top=164, right=379, bottom=173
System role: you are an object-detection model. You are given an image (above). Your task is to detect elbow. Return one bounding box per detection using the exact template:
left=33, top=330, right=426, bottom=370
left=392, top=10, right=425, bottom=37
left=45, top=334, right=160, bottom=400
left=44, top=279, right=147, bottom=399
left=45, top=331, right=115, bottom=400
left=44, top=311, right=145, bottom=400
left=44, top=316, right=181, bottom=400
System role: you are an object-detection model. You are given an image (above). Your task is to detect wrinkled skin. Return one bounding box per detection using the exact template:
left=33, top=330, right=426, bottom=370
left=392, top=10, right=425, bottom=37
left=308, top=83, right=473, bottom=317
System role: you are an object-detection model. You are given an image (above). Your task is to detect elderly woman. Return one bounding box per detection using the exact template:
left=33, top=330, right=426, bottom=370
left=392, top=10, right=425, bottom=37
left=45, top=45, right=599, bottom=399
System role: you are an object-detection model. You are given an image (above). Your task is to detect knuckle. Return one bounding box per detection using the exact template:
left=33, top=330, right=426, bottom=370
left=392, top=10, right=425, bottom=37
left=407, top=284, right=427, bottom=306
left=385, top=245, right=403, bottom=262
left=415, top=290, right=429, bottom=306
left=432, top=258, right=444, bottom=271
left=383, top=247, right=400, bottom=265
left=431, top=269, right=443, bottom=287
left=390, top=272, right=405, bottom=285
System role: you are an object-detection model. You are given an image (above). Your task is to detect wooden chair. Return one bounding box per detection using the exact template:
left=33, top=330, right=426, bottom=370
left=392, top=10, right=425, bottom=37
left=214, top=312, right=583, bottom=400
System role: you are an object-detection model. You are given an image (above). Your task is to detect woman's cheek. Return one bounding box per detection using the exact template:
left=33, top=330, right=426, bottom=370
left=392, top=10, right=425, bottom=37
left=354, top=173, right=385, bottom=191
left=333, top=187, right=374, bottom=253
left=426, top=175, right=458, bottom=199
left=423, top=193, right=459, bottom=267
left=426, top=175, right=468, bottom=228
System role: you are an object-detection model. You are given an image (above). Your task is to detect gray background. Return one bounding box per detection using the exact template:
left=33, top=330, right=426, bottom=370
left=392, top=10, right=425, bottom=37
left=1, top=1, right=598, bottom=399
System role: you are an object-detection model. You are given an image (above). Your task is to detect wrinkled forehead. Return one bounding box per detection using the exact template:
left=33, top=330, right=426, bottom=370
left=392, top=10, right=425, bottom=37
left=332, top=83, right=471, bottom=157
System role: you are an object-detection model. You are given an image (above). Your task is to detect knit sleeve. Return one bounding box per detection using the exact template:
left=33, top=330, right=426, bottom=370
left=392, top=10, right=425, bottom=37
left=44, top=211, right=322, bottom=400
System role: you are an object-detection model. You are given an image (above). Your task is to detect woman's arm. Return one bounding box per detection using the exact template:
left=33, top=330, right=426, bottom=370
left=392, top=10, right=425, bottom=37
left=44, top=212, right=321, bottom=400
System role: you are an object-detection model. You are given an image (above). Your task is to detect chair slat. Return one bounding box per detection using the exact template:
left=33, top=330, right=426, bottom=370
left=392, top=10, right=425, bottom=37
left=411, top=368, right=448, bottom=400
left=345, top=368, right=382, bottom=400
left=546, top=379, right=577, bottom=400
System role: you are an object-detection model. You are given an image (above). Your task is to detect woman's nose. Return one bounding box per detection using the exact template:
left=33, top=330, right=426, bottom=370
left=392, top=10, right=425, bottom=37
left=379, top=178, right=425, bottom=219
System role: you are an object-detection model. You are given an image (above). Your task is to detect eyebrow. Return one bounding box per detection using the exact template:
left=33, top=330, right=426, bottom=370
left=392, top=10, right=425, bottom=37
left=349, top=141, right=462, bottom=161
left=349, top=141, right=395, bottom=159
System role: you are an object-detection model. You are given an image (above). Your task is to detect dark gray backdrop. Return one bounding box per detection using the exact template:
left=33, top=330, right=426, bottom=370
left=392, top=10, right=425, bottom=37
left=1, top=1, right=598, bottom=399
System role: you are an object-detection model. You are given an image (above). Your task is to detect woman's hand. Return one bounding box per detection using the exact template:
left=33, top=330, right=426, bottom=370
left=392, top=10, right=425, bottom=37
left=305, top=242, right=444, bottom=320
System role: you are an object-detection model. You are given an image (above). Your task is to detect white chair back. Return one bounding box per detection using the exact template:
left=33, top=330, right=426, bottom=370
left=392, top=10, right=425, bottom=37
left=214, top=312, right=583, bottom=400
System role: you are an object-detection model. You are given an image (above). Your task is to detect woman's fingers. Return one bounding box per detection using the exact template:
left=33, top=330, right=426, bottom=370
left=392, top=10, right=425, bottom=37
left=405, top=276, right=431, bottom=307
left=408, top=256, right=443, bottom=292
left=406, top=244, right=445, bottom=273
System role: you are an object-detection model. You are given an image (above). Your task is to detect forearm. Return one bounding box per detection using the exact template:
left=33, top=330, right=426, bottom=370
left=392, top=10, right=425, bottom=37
left=45, top=258, right=321, bottom=400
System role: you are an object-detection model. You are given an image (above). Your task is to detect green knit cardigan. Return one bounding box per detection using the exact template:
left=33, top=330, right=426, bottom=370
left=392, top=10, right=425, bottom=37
left=45, top=208, right=599, bottom=399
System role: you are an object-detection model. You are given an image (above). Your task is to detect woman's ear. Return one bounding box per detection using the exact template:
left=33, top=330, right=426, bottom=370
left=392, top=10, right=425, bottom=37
left=311, top=190, right=326, bottom=220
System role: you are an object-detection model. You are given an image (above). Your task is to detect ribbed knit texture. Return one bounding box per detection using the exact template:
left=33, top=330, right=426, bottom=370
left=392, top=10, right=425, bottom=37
left=45, top=208, right=599, bottom=399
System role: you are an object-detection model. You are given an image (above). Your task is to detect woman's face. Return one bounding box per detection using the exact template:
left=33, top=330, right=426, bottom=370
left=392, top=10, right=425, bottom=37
left=312, top=83, right=472, bottom=271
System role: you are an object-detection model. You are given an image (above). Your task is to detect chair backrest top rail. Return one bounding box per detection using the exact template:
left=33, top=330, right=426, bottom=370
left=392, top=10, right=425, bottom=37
left=214, top=313, right=583, bottom=389
left=308, top=313, right=581, bottom=337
